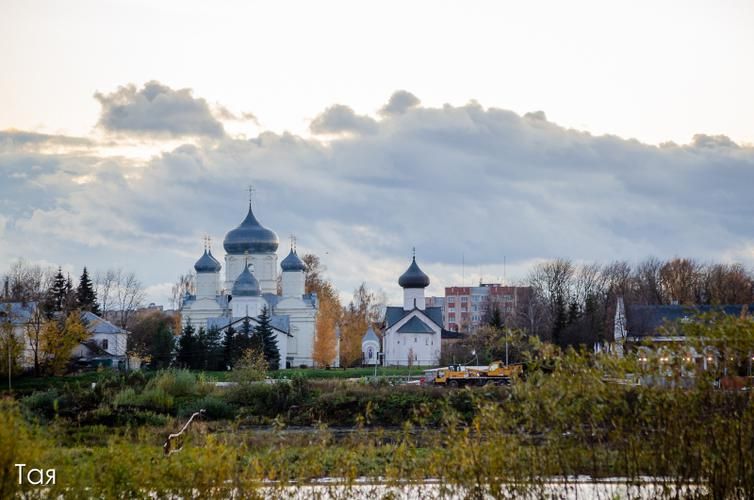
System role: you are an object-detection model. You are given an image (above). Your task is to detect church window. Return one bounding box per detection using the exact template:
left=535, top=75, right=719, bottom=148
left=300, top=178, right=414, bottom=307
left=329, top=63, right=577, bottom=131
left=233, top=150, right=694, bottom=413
left=368, top=347, right=374, bottom=359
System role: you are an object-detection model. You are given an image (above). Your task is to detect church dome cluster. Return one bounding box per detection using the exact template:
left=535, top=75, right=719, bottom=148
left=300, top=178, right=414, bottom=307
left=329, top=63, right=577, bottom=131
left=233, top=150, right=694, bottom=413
left=194, top=249, right=222, bottom=273
left=223, top=204, right=279, bottom=254
left=232, top=264, right=261, bottom=297
left=280, top=249, right=306, bottom=272
left=398, top=256, right=430, bottom=288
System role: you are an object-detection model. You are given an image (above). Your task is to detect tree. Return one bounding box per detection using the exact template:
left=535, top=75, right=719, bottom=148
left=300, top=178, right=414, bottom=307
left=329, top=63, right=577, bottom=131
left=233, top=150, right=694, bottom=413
left=76, top=267, right=100, bottom=314
left=254, top=307, right=280, bottom=370
left=176, top=321, right=197, bottom=369
left=41, top=311, right=89, bottom=375
left=25, top=305, right=45, bottom=376
left=230, top=348, right=268, bottom=384
left=95, top=269, right=145, bottom=328
left=2, top=259, right=52, bottom=303
left=170, top=271, right=196, bottom=310
left=0, top=305, right=24, bottom=381
left=45, top=268, right=68, bottom=314
left=301, top=253, right=342, bottom=367
left=128, top=311, right=175, bottom=368
left=339, top=283, right=384, bottom=367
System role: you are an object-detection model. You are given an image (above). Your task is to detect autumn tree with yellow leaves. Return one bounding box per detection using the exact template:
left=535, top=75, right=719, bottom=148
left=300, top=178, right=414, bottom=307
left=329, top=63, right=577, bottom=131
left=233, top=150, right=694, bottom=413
left=302, top=254, right=341, bottom=367
left=41, top=311, right=89, bottom=375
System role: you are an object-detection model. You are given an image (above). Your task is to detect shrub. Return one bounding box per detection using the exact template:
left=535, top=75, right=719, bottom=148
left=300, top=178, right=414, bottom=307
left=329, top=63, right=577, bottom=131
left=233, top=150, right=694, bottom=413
left=179, top=396, right=235, bottom=420
left=147, top=369, right=198, bottom=398
left=21, top=389, right=60, bottom=419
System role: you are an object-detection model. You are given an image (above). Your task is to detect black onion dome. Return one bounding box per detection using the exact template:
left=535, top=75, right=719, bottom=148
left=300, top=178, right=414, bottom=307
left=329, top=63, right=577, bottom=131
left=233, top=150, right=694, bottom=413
left=232, top=264, right=261, bottom=297
left=194, top=250, right=222, bottom=273
left=223, top=204, right=279, bottom=254
left=280, top=249, right=306, bottom=272
left=398, top=256, right=430, bottom=288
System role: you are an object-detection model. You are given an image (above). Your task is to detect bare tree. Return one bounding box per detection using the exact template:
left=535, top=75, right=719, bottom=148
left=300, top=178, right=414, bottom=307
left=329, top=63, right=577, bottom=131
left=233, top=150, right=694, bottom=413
left=660, top=258, right=702, bottom=305
left=2, top=259, right=54, bottom=303
left=633, top=257, right=664, bottom=305
left=95, top=268, right=145, bottom=328
left=25, top=306, right=45, bottom=376
left=702, top=263, right=753, bottom=305
left=115, top=271, right=145, bottom=328
left=95, top=269, right=118, bottom=314
left=170, top=272, right=196, bottom=310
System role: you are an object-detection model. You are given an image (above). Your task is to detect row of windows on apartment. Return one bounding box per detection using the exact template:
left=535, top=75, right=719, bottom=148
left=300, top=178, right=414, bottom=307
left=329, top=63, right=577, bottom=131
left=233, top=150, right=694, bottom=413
left=446, top=294, right=515, bottom=303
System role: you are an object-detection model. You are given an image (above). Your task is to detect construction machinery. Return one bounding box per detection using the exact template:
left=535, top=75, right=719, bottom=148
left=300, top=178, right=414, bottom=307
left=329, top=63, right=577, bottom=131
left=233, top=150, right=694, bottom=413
left=426, top=361, right=523, bottom=387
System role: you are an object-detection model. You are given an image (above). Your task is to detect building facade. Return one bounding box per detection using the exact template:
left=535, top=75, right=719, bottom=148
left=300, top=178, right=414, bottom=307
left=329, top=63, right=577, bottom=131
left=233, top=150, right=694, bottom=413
left=381, top=255, right=443, bottom=366
left=444, top=284, right=532, bottom=332
left=180, top=201, right=318, bottom=368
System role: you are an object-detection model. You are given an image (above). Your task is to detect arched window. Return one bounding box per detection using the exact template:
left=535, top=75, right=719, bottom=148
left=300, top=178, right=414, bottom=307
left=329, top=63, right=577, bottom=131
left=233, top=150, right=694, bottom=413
left=367, top=347, right=374, bottom=360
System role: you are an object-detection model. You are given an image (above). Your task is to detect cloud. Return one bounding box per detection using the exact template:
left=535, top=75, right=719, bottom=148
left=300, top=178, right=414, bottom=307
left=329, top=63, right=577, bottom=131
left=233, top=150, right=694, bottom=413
left=523, top=110, right=547, bottom=121
left=379, top=90, right=420, bottom=116
left=0, top=130, right=93, bottom=152
left=94, top=81, right=226, bottom=138
left=213, top=105, right=259, bottom=125
left=690, top=133, right=739, bottom=149
left=310, top=104, right=378, bottom=135
left=2, top=89, right=754, bottom=305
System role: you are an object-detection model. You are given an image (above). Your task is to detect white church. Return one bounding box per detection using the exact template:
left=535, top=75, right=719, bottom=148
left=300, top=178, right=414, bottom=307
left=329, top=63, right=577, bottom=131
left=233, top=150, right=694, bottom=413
left=378, top=254, right=444, bottom=366
left=181, top=199, right=318, bottom=368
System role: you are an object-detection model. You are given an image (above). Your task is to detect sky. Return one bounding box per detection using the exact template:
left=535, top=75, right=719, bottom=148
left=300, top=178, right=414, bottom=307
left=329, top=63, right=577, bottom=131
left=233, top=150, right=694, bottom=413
left=1, top=0, right=753, bottom=306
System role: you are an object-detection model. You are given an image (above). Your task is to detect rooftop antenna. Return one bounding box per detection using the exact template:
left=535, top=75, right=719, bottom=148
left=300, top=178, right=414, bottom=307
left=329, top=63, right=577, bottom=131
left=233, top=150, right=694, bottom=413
left=412, top=246, right=416, bottom=259
left=462, top=253, right=465, bottom=286
left=247, top=184, right=255, bottom=206
left=293, top=235, right=297, bottom=253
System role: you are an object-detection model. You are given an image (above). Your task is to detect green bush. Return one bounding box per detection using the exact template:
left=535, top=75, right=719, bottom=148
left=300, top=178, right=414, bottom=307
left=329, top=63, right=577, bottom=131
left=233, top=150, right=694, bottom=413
left=179, top=395, right=236, bottom=420
left=21, top=389, right=60, bottom=419
left=146, top=369, right=199, bottom=398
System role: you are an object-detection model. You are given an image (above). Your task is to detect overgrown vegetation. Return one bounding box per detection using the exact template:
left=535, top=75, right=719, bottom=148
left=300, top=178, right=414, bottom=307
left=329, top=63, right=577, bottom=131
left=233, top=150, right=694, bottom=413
left=3, top=318, right=754, bottom=498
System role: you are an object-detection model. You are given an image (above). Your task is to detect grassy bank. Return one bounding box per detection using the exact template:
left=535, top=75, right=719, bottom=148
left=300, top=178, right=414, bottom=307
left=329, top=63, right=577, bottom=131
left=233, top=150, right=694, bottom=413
left=3, top=350, right=754, bottom=498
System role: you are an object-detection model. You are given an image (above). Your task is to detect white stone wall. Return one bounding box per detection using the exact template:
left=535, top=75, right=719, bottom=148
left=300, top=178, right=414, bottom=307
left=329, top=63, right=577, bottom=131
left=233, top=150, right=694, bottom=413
left=196, top=272, right=220, bottom=300
left=383, top=313, right=441, bottom=367
left=276, top=296, right=316, bottom=367
left=362, top=339, right=379, bottom=365
left=281, top=270, right=305, bottom=298
left=224, top=253, right=278, bottom=294
left=231, top=295, right=267, bottom=319
left=181, top=297, right=224, bottom=331
left=403, top=288, right=426, bottom=311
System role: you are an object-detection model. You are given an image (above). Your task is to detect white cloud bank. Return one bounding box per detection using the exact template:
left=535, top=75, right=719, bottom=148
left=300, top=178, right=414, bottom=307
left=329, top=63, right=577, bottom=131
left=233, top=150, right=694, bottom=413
left=1, top=81, right=753, bottom=305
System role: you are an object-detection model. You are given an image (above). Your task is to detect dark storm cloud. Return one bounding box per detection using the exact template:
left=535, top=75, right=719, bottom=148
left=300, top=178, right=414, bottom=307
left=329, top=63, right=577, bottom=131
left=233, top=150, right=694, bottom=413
left=379, top=90, right=421, bottom=116
left=310, top=104, right=379, bottom=135
left=2, top=90, right=754, bottom=303
left=94, top=81, right=226, bottom=138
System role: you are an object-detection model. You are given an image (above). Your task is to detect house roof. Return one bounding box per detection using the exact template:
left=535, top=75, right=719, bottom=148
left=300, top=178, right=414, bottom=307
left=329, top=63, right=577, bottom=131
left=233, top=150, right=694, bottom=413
left=362, top=326, right=379, bottom=343
left=385, top=306, right=443, bottom=329
left=0, top=302, right=37, bottom=325
left=81, top=311, right=128, bottom=335
left=397, top=315, right=436, bottom=334
left=626, top=304, right=750, bottom=338
left=206, top=314, right=292, bottom=336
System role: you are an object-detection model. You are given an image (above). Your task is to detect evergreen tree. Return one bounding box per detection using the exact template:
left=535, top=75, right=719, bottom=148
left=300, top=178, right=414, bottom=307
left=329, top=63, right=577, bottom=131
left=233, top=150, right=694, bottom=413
left=176, top=321, right=197, bottom=368
left=222, top=325, right=236, bottom=369
left=254, top=306, right=280, bottom=370
left=151, top=322, right=175, bottom=369
left=45, top=267, right=67, bottom=314
left=76, top=267, right=100, bottom=315
left=552, top=293, right=568, bottom=347
left=204, top=326, right=224, bottom=370
left=488, top=304, right=504, bottom=329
